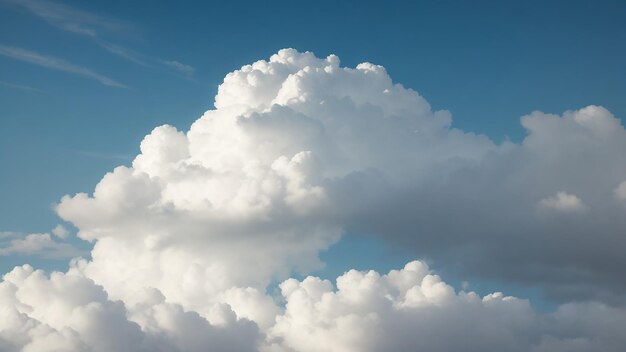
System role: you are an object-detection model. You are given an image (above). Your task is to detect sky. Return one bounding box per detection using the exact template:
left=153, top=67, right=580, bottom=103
left=1, top=1, right=626, bottom=351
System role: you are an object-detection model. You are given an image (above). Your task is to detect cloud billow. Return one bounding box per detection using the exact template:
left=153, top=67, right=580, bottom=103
left=2, top=49, right=626, bottom=351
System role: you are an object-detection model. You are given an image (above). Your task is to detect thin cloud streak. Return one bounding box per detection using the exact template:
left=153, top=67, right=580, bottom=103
left=2, top=0, right=126, bottom=37
left=0, top=45, right=126, bottom=88
left=96, top=40, right=152, bottom=67
left=158, top=59, right=195, bottom=75
left=0, top=80, right=44, bottom=92
left=2, top=0, right=196, bottom=76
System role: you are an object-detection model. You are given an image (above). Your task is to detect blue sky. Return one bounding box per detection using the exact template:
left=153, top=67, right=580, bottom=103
left=1, top=0, right=625, bottom=310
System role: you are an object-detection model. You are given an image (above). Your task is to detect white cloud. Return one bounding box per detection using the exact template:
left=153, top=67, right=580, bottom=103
left=269, top=262, right=626, bottom=352
left=2, top=49, right=626, bottom=350
left=2, top=0, right=195, bottom=75
left=53, top=49, right=496, bottom=318
left=158, top=59, right=195, bottom=75
left=1, top=0, right=126, bottom=37
left=539, top=192, right=588, bottom=213
left=48, top=48, right=626, bottom=305
left=0, top=45, right=125, bottom=87
left=96, top=40, right=152, bottom=67
left=0, top=265, right=259, bottom=352
left=340, top=104, right=626, bottom=301
left=0, top=80, right=43, bottom=92
left=0, top=231, right=82, bottom=259
left=614, top=181, right=626, bottom=202
left=3, top=260, right=626, bottom=351
left=52, top=224, right=69, bottom=239
left=0, top=231, right=19, bottom=239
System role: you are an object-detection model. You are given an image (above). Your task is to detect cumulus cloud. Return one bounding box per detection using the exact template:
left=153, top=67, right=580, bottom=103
left=2, top=49, right=626, bottom=350
left=0, top=230, right=83, bottom=259
left=3, top=260, right=626, bottom=351
left=52, top=224, right=69, bottom=239
left=0, top=265, right=259, bottom=352
left=614, top=181, right=626, bottom=202
left=341, top=105, right=626, bottom=301
left=269, top=262, right=626, bottom=352
left=51, top=47, right=626, bottom=306
left=539, top=192, right=588, bottom=213
left=52, top=49, right=498, bottom=319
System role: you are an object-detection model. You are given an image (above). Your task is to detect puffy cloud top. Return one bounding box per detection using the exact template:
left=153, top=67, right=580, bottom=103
left=4, top=260, right=626, bottom=351
left=54, top=48, right=498, bottom=315
left=3, top=49, right=626, bottom=351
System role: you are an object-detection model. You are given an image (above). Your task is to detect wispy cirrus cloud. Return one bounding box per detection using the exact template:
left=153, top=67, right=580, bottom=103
left=158, top=59, right=196, bottom=76
left=96, top=40, right=152, bottom=67
left=2, top=0, right=195, bottom=76
left=0, top=45, right=126, bottom=87
left=0, top=80, right=44, bottom=92
left=2, top=0, right=126, bottom=37
left=97, top=41, right=197, bottom=77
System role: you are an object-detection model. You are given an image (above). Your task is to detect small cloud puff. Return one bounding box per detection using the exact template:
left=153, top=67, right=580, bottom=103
left=614, top=181, right=626, bottom=202
left=52, top=224, right=69, bottom=239
left=539, top=192, right=588, bottom=213
left=0, top=227, right=82, bottom=259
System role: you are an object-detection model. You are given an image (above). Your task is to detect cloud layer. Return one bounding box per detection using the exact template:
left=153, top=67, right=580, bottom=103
left=3, top=261, right=626, bottom=351
left=270, top=262, right=626, bottom=352
left=3, top=49, right=626, bottom=351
